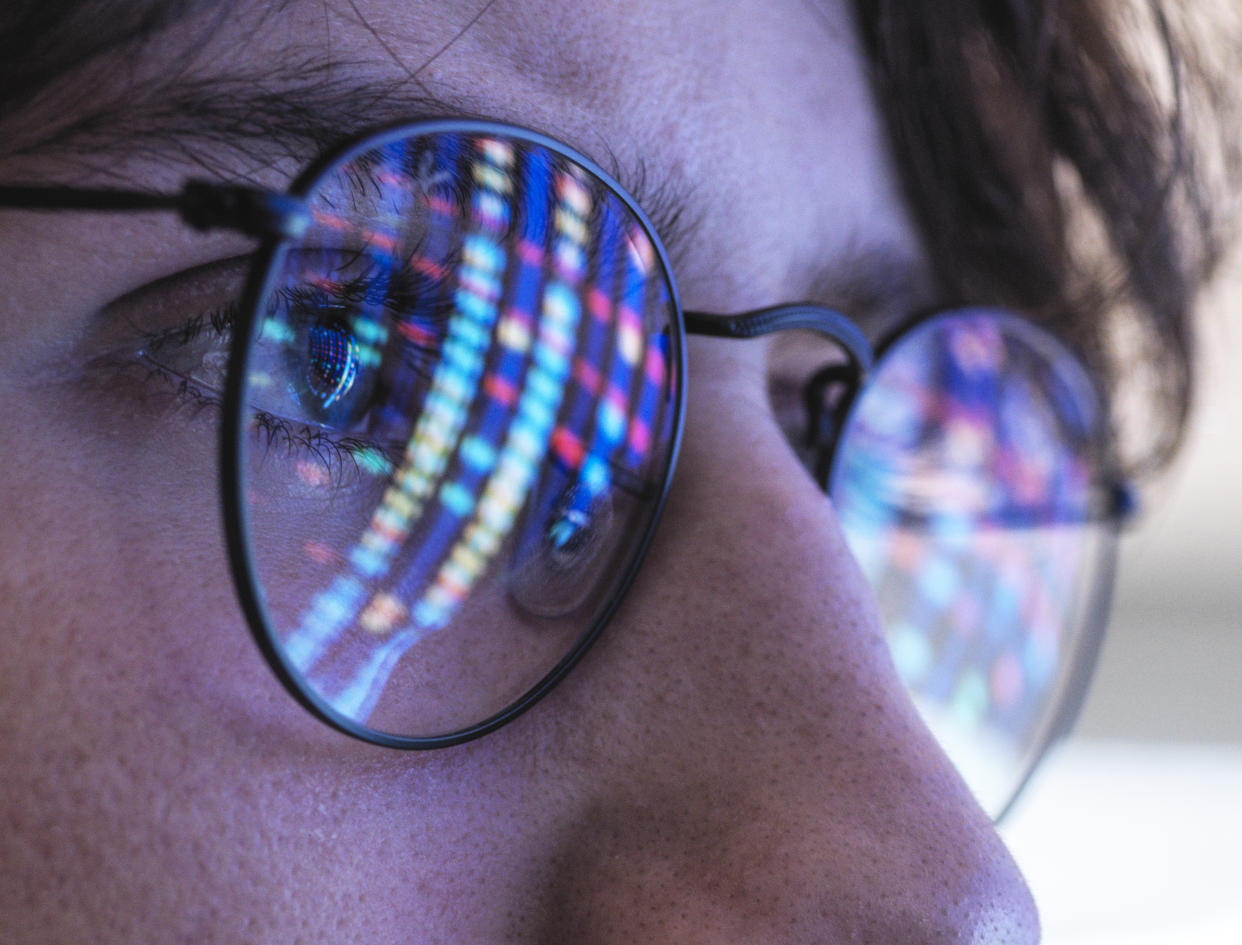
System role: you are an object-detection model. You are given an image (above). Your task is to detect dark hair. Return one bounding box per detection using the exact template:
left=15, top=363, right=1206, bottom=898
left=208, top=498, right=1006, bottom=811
left=850, top=0, right=1235, bottom=473
left=2, top=0, right=1232, bottom=473
left=0, top=1, right=201, bottom=113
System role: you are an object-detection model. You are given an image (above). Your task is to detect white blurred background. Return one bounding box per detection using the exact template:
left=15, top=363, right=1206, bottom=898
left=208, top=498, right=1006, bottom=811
left=1001, top=279, right=1242, bottom=944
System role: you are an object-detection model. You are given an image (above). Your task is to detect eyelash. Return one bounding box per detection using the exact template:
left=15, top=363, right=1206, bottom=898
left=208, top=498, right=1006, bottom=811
left=138, top=302, right=367, bottom=475
left=137, top=262, right=446, bottom=487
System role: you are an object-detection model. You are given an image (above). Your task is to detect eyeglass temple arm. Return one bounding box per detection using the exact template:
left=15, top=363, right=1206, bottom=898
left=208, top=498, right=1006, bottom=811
left=0, top=181, right=311, bottom=240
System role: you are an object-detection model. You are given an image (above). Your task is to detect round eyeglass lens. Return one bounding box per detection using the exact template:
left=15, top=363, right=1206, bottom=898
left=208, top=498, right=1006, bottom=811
left=231, top=125, right=682, bottom=744
left=830, top=311, right=1119, bottom=816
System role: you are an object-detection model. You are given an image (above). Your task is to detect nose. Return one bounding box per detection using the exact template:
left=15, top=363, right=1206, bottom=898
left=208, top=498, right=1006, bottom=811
left=534, top=336, right=1041, bottom=943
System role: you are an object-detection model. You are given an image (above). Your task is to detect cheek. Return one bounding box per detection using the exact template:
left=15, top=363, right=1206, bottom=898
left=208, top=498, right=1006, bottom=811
left=0, top=369, right=585, bottom=940
left=0, top=372, right=289, bottom=746
left=0, top=374, right=448, bottom=935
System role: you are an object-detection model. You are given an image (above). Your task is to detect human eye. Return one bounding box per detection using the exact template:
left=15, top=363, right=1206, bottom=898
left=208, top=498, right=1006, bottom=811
left=138, top=253, right=449, bottom=490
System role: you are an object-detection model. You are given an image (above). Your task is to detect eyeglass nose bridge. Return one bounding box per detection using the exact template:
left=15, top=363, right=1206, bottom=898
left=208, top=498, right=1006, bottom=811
left=683, top=304, right=873, bottom=368
left=682, top=303, right=872, bottom=488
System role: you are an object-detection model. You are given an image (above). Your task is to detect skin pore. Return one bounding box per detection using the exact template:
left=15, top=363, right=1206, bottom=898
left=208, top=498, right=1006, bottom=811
left=1, top=1, right=1041, bottom=941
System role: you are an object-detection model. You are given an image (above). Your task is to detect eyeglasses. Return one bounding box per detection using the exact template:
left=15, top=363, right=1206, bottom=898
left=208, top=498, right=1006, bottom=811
left=0, top=118, right=1134, bottom=818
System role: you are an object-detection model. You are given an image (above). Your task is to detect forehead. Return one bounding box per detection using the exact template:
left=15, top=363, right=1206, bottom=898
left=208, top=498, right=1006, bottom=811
left=4, top=0, right=927, bottom=316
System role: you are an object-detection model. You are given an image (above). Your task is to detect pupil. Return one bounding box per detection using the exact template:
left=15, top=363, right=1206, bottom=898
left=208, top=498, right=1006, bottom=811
left=306, top=323, right=359, bottom=409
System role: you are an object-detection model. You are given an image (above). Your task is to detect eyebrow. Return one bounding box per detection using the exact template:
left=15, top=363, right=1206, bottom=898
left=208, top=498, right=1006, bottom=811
left=14, top=64, right=460, bottom=178
left=12, top=64, right=707, bottom=266
left=8, top=58, right=931, bottom=331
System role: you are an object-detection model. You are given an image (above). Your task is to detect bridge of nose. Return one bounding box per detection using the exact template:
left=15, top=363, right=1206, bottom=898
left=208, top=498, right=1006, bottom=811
left=517, top=337, right=1040, bottom=943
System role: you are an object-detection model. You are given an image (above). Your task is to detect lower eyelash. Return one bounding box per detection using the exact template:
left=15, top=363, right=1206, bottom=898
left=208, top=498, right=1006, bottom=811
left=249, top=411, right=398, bottom=489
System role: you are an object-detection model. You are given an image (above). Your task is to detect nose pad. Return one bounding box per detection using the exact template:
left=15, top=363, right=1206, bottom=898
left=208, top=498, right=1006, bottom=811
left=801, top=361, right=860, bottom=487
left=530, top=337, right=1039, bottom=943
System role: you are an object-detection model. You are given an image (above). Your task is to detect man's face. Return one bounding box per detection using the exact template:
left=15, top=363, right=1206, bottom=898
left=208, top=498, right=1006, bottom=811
left=0, top=0, right=1040, bottom=941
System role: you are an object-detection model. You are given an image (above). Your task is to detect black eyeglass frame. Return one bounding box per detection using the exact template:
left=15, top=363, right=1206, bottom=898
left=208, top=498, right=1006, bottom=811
left=0, top=119, right=1137, bottom=818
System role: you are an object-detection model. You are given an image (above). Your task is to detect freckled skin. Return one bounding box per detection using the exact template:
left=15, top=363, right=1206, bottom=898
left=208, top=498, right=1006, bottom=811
left=0, top=0, right=1041, bottom=942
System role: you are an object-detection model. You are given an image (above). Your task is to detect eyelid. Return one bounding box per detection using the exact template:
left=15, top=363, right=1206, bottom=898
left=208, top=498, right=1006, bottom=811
left=136, top=304, right=236, bottom=394
left=84, top=254, right=253, bottom=356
